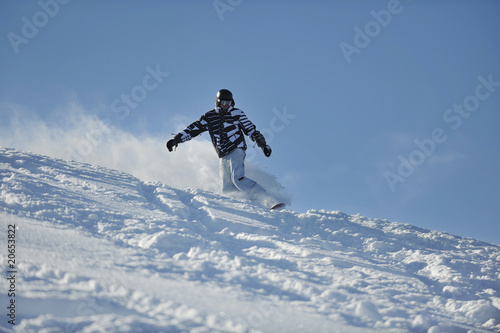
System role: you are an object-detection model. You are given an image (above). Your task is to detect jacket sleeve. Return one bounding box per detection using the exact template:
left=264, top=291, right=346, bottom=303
left=178, top=114, right=208, bottom=142
left=238, top=110, right=267, bottom=146
left=237, top=110, right=258, bottom=139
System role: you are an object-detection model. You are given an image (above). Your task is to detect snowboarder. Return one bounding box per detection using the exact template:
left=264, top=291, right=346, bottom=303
left=166, top=89, right=284, bottom=210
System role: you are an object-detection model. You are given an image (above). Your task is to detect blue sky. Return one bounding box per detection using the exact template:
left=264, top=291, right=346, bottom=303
left=1, top=0, right=500, bottom=245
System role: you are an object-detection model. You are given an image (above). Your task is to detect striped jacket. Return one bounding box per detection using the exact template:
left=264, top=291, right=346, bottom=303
left=178, top=107, right=261, bottom=158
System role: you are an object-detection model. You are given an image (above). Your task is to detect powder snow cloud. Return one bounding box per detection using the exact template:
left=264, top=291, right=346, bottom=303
left=0, top=100, right=290, bottom=204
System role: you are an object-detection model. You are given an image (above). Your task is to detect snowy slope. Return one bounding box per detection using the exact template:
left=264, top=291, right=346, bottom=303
left=1, top=147, right=499, bottom=333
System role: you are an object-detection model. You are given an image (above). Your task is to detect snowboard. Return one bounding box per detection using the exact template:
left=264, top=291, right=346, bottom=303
left=270, top=203, right=285, bottom=211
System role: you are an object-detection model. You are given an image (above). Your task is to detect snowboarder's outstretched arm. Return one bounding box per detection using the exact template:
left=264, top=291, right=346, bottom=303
left=166, top=133, right=183, bottom=152
left=166, top=116, right=209, bottom=152
left=236, top=110, right=272, bottom=158
left=251, top=130, right=272, bottom=157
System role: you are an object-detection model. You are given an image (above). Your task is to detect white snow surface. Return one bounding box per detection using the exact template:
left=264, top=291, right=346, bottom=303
left=1, top=147, right=499, bottom=333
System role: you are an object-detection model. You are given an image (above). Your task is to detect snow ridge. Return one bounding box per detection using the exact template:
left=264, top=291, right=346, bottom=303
left=1, top=147, right=499, bottom=332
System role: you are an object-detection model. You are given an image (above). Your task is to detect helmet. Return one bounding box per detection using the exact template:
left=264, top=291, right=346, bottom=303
left=216, top=89, right=235, bottom=107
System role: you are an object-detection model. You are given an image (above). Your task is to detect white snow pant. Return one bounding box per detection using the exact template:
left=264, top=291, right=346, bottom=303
left=219, top=148, right=277, bottom=208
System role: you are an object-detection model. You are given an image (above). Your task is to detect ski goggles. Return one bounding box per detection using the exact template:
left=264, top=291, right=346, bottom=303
left=219, top=100, right=232, bottom=106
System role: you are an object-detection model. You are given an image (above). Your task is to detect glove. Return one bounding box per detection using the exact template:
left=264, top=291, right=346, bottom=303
left=253, top=131, right=267, bottom=148
left=262, top=145, right=272, bottom=157
left=252, top=131, right=271, bottom=157
left=166, top=134, right=182, bottom=152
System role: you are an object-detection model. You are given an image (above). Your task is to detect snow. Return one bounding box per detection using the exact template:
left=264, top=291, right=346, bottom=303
left=1, top=147, right=499, bottom=332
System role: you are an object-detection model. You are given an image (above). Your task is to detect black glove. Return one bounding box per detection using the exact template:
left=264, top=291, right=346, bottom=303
left=262, top=145, right=272, bottom=157
left=253, top=131, right=271, bottom=157
left=166, top=134, right=182, bottom=152
left=253, top=131, right=266, bottom=148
